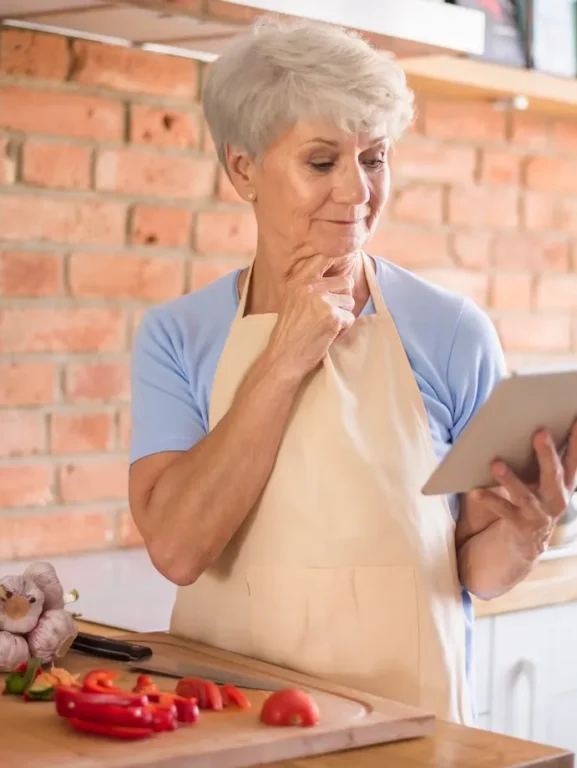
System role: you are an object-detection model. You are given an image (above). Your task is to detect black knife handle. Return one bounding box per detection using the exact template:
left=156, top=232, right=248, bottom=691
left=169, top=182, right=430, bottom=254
left=71, top=632, right=153, bottom=661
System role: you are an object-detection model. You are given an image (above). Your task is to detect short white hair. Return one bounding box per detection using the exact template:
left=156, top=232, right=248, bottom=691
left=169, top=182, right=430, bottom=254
left=202, top=17, right=415, bottom=169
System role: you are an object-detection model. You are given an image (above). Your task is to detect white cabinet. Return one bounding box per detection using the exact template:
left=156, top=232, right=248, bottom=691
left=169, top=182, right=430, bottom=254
left=475, top=601, right=577, bottom=754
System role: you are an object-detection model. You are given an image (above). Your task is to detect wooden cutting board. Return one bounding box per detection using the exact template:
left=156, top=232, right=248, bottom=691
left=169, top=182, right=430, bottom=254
left=0, top=631, right=434, bottom=768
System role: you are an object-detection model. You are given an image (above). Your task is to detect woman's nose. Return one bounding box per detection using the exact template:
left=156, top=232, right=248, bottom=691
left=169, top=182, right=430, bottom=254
left=332, top=164, right=370, bottom=205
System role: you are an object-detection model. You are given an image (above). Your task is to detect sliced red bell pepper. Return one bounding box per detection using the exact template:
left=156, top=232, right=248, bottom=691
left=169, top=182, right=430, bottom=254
left=66, top=717, right=154, bottom=740
left=58, top=700, right=153, bottom=728
left=82, top=670, right=127, bottom=695
left=175, top=677, right=223, bottom=711
left=220, top=684, right=251, bottom=710
left=173, top=695, right=199, bottom=724
left=132, top=674, right=159, bottom=695
left=55, top=686, right=149, bottom=710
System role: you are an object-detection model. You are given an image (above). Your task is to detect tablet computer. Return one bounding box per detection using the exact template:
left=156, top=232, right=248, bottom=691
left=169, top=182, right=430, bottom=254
left=421, top=368, right=577, bottom=496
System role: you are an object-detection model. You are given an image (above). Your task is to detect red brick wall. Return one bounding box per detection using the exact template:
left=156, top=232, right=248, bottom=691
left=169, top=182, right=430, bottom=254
left=0, top=28, right=576, bottom=561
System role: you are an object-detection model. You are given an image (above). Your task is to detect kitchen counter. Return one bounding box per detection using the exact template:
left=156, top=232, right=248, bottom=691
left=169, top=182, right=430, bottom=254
left=75, top=619, right=573, bottom=767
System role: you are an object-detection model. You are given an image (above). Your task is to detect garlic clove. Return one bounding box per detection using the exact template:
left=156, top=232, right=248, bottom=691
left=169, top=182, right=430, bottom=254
left=0, top=631, right=30, bottom=672
left=27, top=609, right=78, bottom=664
left=23, top=562, right=65, bottom=611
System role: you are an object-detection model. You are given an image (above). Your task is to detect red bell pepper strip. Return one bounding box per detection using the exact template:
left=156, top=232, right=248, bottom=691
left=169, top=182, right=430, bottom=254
left=220, top=684, right=251, bottom=710
left=175, top=677, right=223, bottom=710
left=132, top=674, right=159, bottom=695
left=82, top=670, right=127, bottom=695
left=173, top=696, right=200, bottom=724
left=58, top=700, right=153, bottom=728
left=55, top=686, right=149, bottom=709
left=66, top=717, right=154, bottom=740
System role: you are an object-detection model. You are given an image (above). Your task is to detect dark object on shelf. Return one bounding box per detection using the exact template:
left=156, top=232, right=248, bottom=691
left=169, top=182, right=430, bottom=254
left=447, top=1, right=528, bottom=67
left=518, top=0, right=577, bottom=78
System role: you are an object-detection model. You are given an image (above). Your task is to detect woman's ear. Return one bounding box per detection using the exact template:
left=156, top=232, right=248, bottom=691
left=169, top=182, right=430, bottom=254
left=224, top=144, right=257, bottom=203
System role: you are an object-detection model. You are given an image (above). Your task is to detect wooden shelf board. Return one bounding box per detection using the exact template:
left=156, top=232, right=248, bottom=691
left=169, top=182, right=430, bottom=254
left=402, top=55, right=577, bottom=118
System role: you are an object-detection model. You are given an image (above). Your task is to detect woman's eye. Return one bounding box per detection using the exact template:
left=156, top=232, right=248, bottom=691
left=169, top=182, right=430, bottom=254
left=363, top=158, right=386, bottom=169
left=309, top=161, right=335, bottom=172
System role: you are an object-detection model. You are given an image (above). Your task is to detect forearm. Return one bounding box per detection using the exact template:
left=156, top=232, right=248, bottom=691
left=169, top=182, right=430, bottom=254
left=144, top=353, right=301, bottom=585
left=457, top=518, right=547, bottom=601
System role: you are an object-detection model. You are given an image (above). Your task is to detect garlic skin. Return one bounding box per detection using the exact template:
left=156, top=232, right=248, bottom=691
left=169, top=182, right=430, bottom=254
left=27, top=609, right=77, bottom=664
left=23, top=562, right=65, bottom=610
left=0, top=630, right=29, bottom=672
left=0, top=576, right=44, bottom=634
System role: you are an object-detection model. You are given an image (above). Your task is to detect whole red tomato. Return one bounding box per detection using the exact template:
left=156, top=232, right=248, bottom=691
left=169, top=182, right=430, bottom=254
left=260, top=688, right=319, bottom=727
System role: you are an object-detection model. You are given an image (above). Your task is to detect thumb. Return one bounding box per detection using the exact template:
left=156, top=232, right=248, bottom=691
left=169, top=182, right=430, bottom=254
left=289, top=253, right=331, bottom=281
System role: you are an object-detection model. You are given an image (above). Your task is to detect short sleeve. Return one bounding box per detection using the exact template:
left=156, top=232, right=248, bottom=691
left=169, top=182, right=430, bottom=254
left=448, top=298, right=507, bottom=441
left=130, top=308, right=207, bottom=464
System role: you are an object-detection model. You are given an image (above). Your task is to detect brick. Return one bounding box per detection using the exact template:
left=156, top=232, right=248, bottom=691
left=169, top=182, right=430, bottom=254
left=451, top=231, right=493, bottom=269
left=217, top=167, right=245, bottom=204
left=479, top=150, right=521, bottom=186
left=131, top=105, right=199, bottom=149
left=510, top=113, right=550, bottom=148
left=59, top=459, right=128, bottom=503
left=390, top=183, right=444, bottom=225
left=0, top=308, right=125, bottom=353
left=551, top=119, right=577, bottom=154
left=0, top=363, right=56, bottom=405
left=0, top=509, right=114, bottom=560
left=424, top=100, right=506, bottom=141
left=0, top=410, right=46, bottom=458
left=22, top=141, right=92, bottom=190
left=69, top=253, right=184, bottom=301
left=0, top=464, right=52, bottom=507
left=391, top=140, right=476, bottom=183
left=65, top=361, right=130, bottom=403
left=130, top=205, right=192, bottom=248
left=535, top=275, right=577, bottom=311
left=95, top=149, right=215, bottom=200
left=71, top=40, right=198, bottom=98
left=525, top=156, right=577, bottom=194
left=367, top=227, right=451, bottom=268
left=118, top=508, right=144, bottom=548
left=195, top=210, right=257, bottom=255
left=0, top=138, right=16, bottom=184
left=490, top=274, right=533, bottom=311
left=415, top=269, right=489, bottom=306
left=189, top=258, right=245, bottom=291
left=492, top=233, right=570, bottom=271
left=0, top=87, right=123, bottom=140
left=118, top=406, right=131, bottom=450
left=0, top=29, right=68, bottom=79
left=50, top=410, right=115, bottom=454
left=0, top=251, right=62, bottom=297
left=0, top=196, right=126, bottom=245
left=130, top=308, right=147, bottom=343
left=523, top=192, right=577, bottom=233
left=497, top=314, right=571, bottom=352
left=448, top=186, right=519, bottom=228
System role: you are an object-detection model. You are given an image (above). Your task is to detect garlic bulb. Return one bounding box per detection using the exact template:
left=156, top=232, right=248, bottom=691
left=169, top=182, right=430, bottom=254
left=0, top=576, right=44, bottom=634
left=23, top=562, right=65, bottom=610
left=0, top=630, right=29, bottom=672
left=27, top=608, right=77, bottom=664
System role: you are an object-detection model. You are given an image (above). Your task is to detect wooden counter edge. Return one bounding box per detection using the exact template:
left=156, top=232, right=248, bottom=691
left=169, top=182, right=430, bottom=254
left=473, top=553, right=577, bottom=618
left=74, top=621, right=574, bottom=768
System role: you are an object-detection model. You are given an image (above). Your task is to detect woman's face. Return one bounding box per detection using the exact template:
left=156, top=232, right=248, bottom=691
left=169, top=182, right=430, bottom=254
left=232, top=121, right=390, bottom=262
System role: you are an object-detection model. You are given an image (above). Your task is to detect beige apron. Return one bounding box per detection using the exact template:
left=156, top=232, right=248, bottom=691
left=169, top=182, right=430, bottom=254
left=170, top=253, right=472, bottom=724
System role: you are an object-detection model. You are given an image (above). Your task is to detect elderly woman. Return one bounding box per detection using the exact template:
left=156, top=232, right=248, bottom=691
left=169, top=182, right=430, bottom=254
left=129, top=19, right=577, bottom=725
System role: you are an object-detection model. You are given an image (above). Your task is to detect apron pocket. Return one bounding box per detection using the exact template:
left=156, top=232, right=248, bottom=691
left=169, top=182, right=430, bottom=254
left=245, top=564, right=419, bottom=705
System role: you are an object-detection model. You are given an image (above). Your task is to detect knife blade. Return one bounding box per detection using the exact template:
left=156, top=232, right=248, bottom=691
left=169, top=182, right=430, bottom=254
left=129, top=655, right=287, bottom=691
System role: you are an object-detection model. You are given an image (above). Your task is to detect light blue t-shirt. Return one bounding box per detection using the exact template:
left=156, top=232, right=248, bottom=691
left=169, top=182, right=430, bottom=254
left=130, top=256, right=507, bottom=706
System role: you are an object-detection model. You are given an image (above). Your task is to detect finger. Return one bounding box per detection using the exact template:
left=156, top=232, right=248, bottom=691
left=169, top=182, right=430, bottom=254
left=324, top=292, right=355, bottom=312
left=563, top=419, right=577, bottom=492
left=471, top=488, right=517, bottom=520
left=534, top=429, right=568, bottom=518
left=491, top=460, right=547, bottom=524
left=323, top=255, right=358, bottom=279
left=334, top=307, right=355, bottom=333
left=288, top=252, right=328, bottom=281
left=311, top=276, right=353, bottom=295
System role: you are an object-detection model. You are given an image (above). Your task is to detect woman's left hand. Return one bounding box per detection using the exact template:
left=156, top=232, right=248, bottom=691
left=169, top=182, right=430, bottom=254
left=486, top=421, right=577, bottom=557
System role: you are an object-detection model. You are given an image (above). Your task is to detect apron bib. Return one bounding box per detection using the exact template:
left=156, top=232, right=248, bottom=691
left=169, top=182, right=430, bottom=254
left=170, top=254, right=472, bottom=724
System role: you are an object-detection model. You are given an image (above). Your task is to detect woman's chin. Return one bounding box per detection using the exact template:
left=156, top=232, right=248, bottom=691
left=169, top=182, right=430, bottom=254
left=314, top=232, right=369, bottom=259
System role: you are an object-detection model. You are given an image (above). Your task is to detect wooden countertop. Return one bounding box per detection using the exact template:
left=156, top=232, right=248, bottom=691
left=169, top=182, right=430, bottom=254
left=77, top=621, right=573, bottom=767
left=473, top=553, right=577, bottom=618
